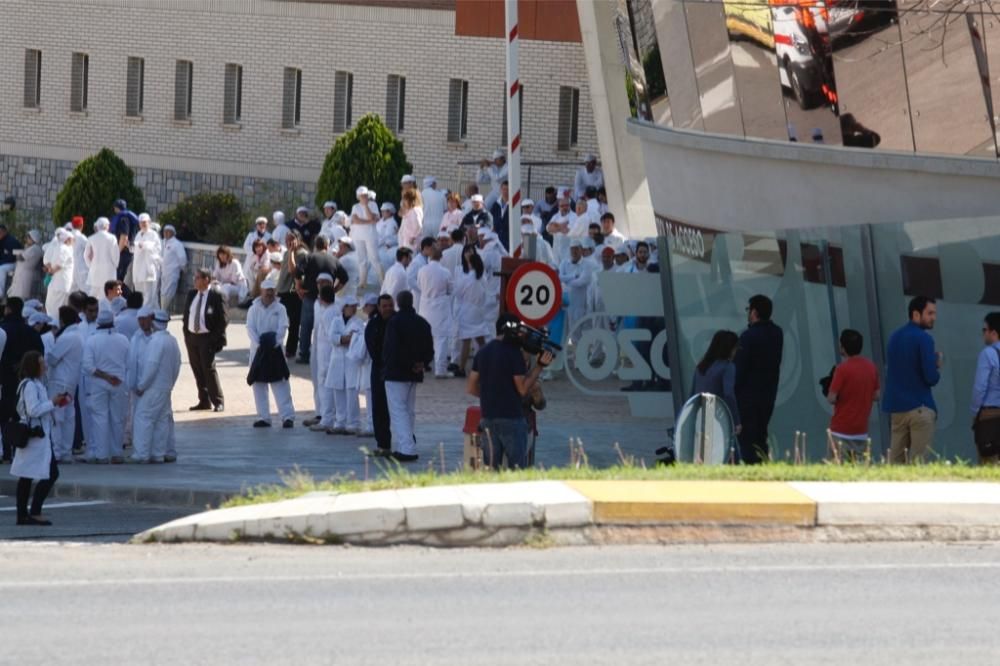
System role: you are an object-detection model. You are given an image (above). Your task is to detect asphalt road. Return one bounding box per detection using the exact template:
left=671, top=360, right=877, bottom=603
left=1, top=541, right=998, bottom=664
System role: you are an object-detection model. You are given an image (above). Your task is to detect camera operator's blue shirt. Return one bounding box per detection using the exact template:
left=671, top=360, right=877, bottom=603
left=473, top=340, right=527, bottom=419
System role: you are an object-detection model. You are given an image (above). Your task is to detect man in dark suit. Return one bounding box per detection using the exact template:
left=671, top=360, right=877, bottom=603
left=365, top=293, right=395, bottom=457
left=382, top=290, right=433, bottom=463
left=183, top=268, right=228, bottom=412
left=734, top=294, right=784, bottom=464
left=489, top=181, right=511, bottom=251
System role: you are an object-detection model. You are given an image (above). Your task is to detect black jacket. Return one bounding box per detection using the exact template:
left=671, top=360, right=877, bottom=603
left=247, top=332, right=290, bottom=385
left=734, top=320, right=784, bottom=405
left=297, top=252, right=348, bottom=300
left=0, top=235, right=23, bottom=266
left=489, top=200, right=510, bottom=250
left=461, top=208, right=493, bottom=230
left=0, top=316, right=43, bottom=421
left=365, top=312, right=389, bottom=383
left=183, top=288, right=228, bottom=353
left=382, top=306, right=433, bottom=383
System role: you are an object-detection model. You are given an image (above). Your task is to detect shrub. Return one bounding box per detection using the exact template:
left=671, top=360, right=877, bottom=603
left=52, top=148, right=146, bottom=230
left=315, top=113, right=412, bottom=212
left=159, top=192, right=246, bottom=246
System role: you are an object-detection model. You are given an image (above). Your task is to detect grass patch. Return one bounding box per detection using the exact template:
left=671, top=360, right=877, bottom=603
left=222, top=460, right=1000, bottom=508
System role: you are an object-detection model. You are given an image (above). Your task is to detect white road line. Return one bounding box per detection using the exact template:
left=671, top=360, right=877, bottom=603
left=0, top=500, right=109, bottom=512
left=0, top=560, right=998, bottom=589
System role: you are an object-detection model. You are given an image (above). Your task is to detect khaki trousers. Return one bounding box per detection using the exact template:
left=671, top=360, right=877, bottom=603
left=889, top=407, right=936, bottom=464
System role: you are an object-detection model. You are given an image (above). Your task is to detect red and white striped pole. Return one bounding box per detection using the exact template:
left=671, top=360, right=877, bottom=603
left=505, top=0, right=522, bottom=254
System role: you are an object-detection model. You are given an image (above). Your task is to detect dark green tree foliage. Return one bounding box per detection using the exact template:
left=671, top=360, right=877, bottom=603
left=315, top=114, right=412, bottom=211
left=52, top=148, right=146, bottom=229
left=159, top=192, right=245, bottom=246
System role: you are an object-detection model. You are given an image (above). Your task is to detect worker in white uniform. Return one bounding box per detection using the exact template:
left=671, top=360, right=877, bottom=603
left=247, top=278, right=295, bottom=428
left=354, top=294, right=378, bottom=437
left=8, top=230, right=43, bottom=301
left=45, top=306, right=83, bottom=462
left=84, top=217, right=120, bottom=299
left=158, top=225, right=187, bottom=311
left=242, top=217, right=272, bottom=257
left=325, top=295, right=364, bottom=434
left=306, top=283, right=338, bottom=433
left=306, top=272, right=337, bottom=427
left=350, top=187, right=383, bottom=293
left=44, top=229, right=74, bottom=319
left=515, top=217, right=557, bottom=267
left=133, top=213, right=162, bottom=309
left=479, top=229, right=504, bottom=329
left=406, top=238, right=433, bottom=312
left=559, top=239, right=596, bottom=344
left=131, top=309, right=181, bottom=463
left=320, top=206, right=347, bottom=245
left=420, top=176, right=446, bottom=239
left=125, top=306, right=154, bottom=459
left=81, top=309, right=130, bottom=463
left=381, top=247, right=412, bottom=303
left=270, top=211, right=290, bottom=248
left=416, top=246, right=453, bottom=378
left=573, top=154, right=605, bottom=200
left=69, top=217, right=89, bottom=293
left=376, top=203, right=399, bottom=272
left=476, top=149, right=508, bottom=210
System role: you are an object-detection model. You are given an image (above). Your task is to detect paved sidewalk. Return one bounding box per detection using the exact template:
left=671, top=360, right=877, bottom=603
left=1, top=319, right=669, bottom=507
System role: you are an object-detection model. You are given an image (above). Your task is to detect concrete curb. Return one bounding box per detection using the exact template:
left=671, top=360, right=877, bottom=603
left=134, top=480, right=1000, bottom=546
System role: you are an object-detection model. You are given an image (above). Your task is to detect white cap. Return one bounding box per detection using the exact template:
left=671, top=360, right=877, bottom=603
left=341, top=295, right=359, bottom=307
left=470, top=194, right=484, bottom=204
left=422, top=176, right=436, bottom=188
left=356, top=186, right=369, bottom=199
left=332, top=210, right=348, bottom=224
left=261, top=278, right=277, bottom=290
left=491, top=149, right=505, bottom=160
left=380, top=202, right=396, bottom=213
left=296, top=206, right=309, bottom=215
left=27, top=230, right=40, bottom=243
left=28, top=312, right=48, bottom=327
left=582, top=238, right=595, bottom=250
left=96, top=310, right=115, bottom=326
left=153, top=309, right=170, bottom=323
left=338, top=236, right=354, bottom=247
left=323, top=201, right=337, bottom=210
left=255, top=216, right=268, bottom=226
left=583, top=153, right=597, bottom=163
left=364, top=293, right=379, bottom=307
left=273, top=211, right=286, bottom=225
left=137, top=306, right=155, bottom=318
left=317, top=272, right=334, bottom=283
left=25, top=299, right=42, bottom=310
left=614, top=245, right=630, bottom=256
left=476, top=226, right=488, bottom=236
left=400, top=174, right=416, bottom=185
left=269, top=251, right=283, bottom=263
left=138, top=212, right=152, bottom=223
left=56, top=228, right=71, bottom=242
left=368, top=190, right=377, bottom=201
left=163, top=225, right=176, bottom=234
left=21, top=307, right=34, bottom=320
left=95, top=217, right=111, bottom=231
left=436, top=230, right=450, bottom=239
left=569, top=239, right=583, bottom=249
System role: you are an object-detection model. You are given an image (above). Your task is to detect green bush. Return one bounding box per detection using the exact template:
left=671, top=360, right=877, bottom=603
left=159, top=192, right=246, bottom=247
left=315, top=114, right=412, bottom=212
left=52, top=147, right=146, bottom=230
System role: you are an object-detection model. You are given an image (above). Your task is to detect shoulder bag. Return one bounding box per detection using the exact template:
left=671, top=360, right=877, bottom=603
left=972, top=347, right=1000, bottom=459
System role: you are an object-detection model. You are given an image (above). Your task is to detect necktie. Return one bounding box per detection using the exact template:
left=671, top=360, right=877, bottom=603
left=194, top=292, right=204, bottom=333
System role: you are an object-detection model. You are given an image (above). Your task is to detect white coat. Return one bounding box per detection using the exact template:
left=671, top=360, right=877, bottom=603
left=546, top=211, right=576, bottom=264
left=160, top=237, right=187, bottom=294
left=46, top=324, right=83, bottom=394
left=574, top=166, right=605, bottom=199
left=452, top=267, right=491, bottom=340
left=8, top=244, right=42, bottom=300
left=313, top=301, right=335, bottom=391
left=242, top=229, right=272, bottom=257
left=516, top=237, right=557, bottom=268
left=421, top=187, right=446, bottom=238
left=115, top=310, right=140, bottom=341
left=441, top=244, right=463, bottom=275
left=271, top=224, right=290, bottom=248
left=132, top=328, right=181, bottom=461
left=85, top=230, right=121, bottom=296
left=136, top=329, right=181, bottom=396
left=348, top=327, right=372, bottom=392
left=406, top=253, right=428, bottom=311
left=325, top=312, right=365, bottom=390
left=10, top=379, right=56, bottom=481
left=381, top=262, right=409, bottom=301
left=127, top=329, right=152, bottom=392
left=71, top=230, right=89, bottom=293
left=246, top=297, right=288, bottom=362
left=339, top=251, right=359, bottom=295
left=132, top=228, right=161, bottom=284
left=46, top=243, right=74, bottom=318
left=82, top=328, right=130, bottom=387
left=416, top=260, right=452, bottom=335
left=560, top=257, right=596, bottom=328
left=376, top=218, right=399, bottom=270
left=320, top=218, right=347, bottom=244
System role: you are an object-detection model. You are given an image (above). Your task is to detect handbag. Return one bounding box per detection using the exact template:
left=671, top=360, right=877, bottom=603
left=4, top=382, right=34, bottom=450
left=973, top=347, right=1000, bottom=459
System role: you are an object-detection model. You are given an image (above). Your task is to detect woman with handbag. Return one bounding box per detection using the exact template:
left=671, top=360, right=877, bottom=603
left=10, top=350, right=72, bottom=526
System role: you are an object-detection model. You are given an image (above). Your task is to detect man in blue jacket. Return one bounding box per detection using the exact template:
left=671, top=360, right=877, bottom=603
left=882, top=296, right=940, bottom=464
left=111, top=199, right=139, bottom=281
left=734, top=294, right=784, bottom=464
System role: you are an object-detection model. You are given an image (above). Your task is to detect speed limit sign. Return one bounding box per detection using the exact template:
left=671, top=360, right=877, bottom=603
left=505, top=262, right=562, bottom=327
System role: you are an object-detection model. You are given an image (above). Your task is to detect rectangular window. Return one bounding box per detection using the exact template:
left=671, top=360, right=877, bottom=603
left=333, top=70, right=353, bottom=133
left=281, top=67, right=302, bottom=129
left=224, top=63, right=243, bottom=125
left=126, top=56, right=144, bottom=117
left=501, top=84, right=524, bottom=145
left=447, top=78, right=469, bottom=142
left=174, top=59, right=193, bottom=121
left=70, top=52, right=89, bottom=112
left=385, top=74, right=406, bottom=133
left=23, top=49, right=42, bottom=109
left=557, top=86, right=580, bottom=151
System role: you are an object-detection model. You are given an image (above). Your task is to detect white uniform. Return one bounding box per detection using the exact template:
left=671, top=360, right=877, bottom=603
left=8, top=244, right=43, bottom=300
left=452, top=267, right=491, bottom=341
left=517, top=237, right=557, bottom=268
left=314, top=302, right=337, bottom=429
left=417, top=260, right=453, bottom=377
left=476, top=162, right=508, bottom=209
left=546, top=211, right=576, bottom=264
left=381, top=262, right=409, bottom=302
left=159, top=236, right=187, bottom=310
left=324, top=312, right=365, bottom=431
left=132, top=329, right=181, bottom=462
left=376, top=218, right=399, bottom=271
left=559, top=257, right=597, bottom=339
left=133, top=228, right=162, bottom=309
left=421, top=187, right=446, bottom=238
left=213, top=260, right=247, bottom=306
left=115, top=309, right=140, bottom=341
left=350, top=201, right=383, bottom=290
left=574, top=166, right=605, bottom=200
left=81, top=327, right=130, bottom=460
left=246, top=297, right=294, bottom=424
left=85, top=229, right=120, bottom=298
left=480, top=240, right=504, bottom=327
left=242, top=229, right=272, bottom=257
left=339, top=251, right=360, bottom=295
left=350, top=324, right=374, bottom=435
left=45, top=243, right=73, bottom=319
left=271, top=224, right=290, bottom=248
left=440, top=243, right=463, bottom=275
left=71, top=230, right=89, bottom=293
left=10, top=378, right=56, bottom=481
left=406, top=254, right=428, bottom=312
left=45, top=323, right=83, bottom=460
left=320, top=218, right=347, bottom=244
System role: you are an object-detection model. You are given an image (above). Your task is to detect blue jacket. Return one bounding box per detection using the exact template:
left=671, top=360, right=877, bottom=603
left=882, top=321, right=939, bottom=413
left=0, top=234, right=23, bottom=265
left=734, top=320, right=783, bottom=406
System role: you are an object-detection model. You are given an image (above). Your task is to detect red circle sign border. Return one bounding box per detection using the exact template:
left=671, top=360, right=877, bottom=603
left=505, top=261, right=563, bottom=327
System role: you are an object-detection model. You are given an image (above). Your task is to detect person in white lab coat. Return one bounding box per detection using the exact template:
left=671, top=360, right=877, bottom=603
left=320, top=204, right=347, bottom=244
left=574, top=153, right=605, bottom=200
left=351, top=187, right=383, bottom=293
left=44, top=229, right=74, bottom=319
left=545, top=198, right=576, bottom=265
left=325, top=295, right=364, bottom=434
left=452, top=246, right=491, bottom=376
left=69, top=217, right=89, bottom=293
left=133, top=213, right=162, bottom=309
left=212, top=245, right=247, bottom=308
left=158, top=225, right=187, bottom=311
left=334, top=237, right=360, bottom=296
left=8, top=230, right=43, bottom=301
left=85, top=217, right=120, bottom=299
left=247, top=279, right=295, bottom=428
left=354, top=294, right=378, bottom=437
left=478, top=230, right=504, bottom=329
left=476, top=149, right=508, bottom=210
left=131, top=310, right=181, bottom=463
left=304, top=273, right=336, bottom=429
left=242, top=217, right=272, bottom=258
left=559, top=240, right=597, bottom=343
left=124, top=306, right=154, bottom=460
left=11, top=351, right=72, bottom=526
left=376, top=203, right=399, bottom=273
left=420, top=176, right=446, bottom=239
left=306, top=284, right=338, bottom=433
left=381, top=247, right=412, bottom=302
left=270, top=211, right=290, bottom=248
left=44, top=306, right=83, bottom=462
left=406, top=238, right=433, bottom=312
left=514, top=218, right=557, bottom=267
left=81, top=309, right=130, bottom=463
left=416, top=247, right=453, bottom=378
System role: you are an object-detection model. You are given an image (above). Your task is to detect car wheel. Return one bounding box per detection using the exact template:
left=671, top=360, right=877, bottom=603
left=790, top=68, right=816, bottom=110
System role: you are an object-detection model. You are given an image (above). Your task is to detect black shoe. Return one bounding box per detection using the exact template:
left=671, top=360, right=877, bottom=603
left=213, top=404, right=225, bottom=413
left=253, top=420, right=271, bottom=428
left=189, top=403, right=212, bottom=411
left=369, top=448, right=392, bottom=458
left=295, top=356, right=310, bottom=365
left=447, top=363, right=459, bottom=374
left=452, top=369, right=467, bottom=378
left=390, top=451, right=419, bottom=463
left=16, top=516, right=51, bottom=526
left=282, top=419, right=294, bottom=429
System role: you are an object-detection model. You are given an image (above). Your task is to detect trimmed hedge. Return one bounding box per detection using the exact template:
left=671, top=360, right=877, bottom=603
left=159, top=192, right=246, bottom=247
left=53, top=148, right=146, bottom=230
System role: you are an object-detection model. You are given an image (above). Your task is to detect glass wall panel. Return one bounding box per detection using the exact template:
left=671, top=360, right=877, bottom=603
left=655, top=0, right=704, bottom=129
left=899, top=2, right=997, bottom=156
left=724, top=0, right=790, bottom=140
left=685, top=1, right=745, bottom=136
left=831, top=16, right=915, bottom=151
left=627, top=0, right=672, bottom=125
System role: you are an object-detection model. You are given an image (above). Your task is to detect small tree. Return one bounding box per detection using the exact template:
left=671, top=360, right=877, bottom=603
left=315, top=114, right=412, bottom=212
left=52, top=147, right=146, bottom=228
left=159, top=192, right=245, bottom=246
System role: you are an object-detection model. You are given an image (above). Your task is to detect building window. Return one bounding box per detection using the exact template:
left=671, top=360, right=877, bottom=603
left=557, top=86, right=580, bottom=151
left=224, top=63, right=243, bottom=125
left=385, top=74, right=406, bottom=134
left=501, top=84, right=524, bottom=145
left=333, top=70, right=353, bottom=133
left=282, top=67, right=302, bottom=130
left=126, top=57, right=144, bottom=117
left=447, top=78, right=469, bottom=142
left=174, top=59, right=193, bottom=122
left=70, top=52, right=89, bottom=112
left=23, top=49, right=42, bottom=109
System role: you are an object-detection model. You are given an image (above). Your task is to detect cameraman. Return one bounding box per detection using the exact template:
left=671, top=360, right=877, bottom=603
left=467, top=314, right=553, bottom=470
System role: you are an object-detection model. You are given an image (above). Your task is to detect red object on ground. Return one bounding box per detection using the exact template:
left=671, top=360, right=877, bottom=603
left=463, top=406, right=482, bottom=434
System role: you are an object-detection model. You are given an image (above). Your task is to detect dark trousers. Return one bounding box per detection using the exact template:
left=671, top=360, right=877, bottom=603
left=279, top=292, right=302, bottom=356
left=16, top=456, right=59, bottom=520
left=117, top=248, right=133, bottom=281
left=185, top=334, right=224, bottom=407
left=737, top=397, right=775, bottom=465
left=298, top=296, right=316, bottom=360
left=370, top=372, right=391, bottom=452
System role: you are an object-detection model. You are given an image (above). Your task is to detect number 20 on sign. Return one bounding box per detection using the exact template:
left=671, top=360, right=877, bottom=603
left=506, top=262, right=562, bottom=327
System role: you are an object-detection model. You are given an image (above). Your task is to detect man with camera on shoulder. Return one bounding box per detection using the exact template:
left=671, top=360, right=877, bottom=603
left=467, top=314, right=554, bottom=470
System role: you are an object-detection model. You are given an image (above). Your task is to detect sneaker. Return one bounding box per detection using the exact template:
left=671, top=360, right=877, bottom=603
left=369, top=448, right=392, bottom=458
left=328, top=427, right=349, bottom=435
left=125, top=456, right=148, bottom=464
left=309, top=424, right=329, bottom=432
left=303, top=416, right=321, bottom=427
left=282, top=419, right=294, bottom=429
left=149, top=457, right=165, bottom=464
left=452, top=369, right=467, bottom=378
left=390, top=451, right=419, bottom=463
left=163, top=455, right=177, bottom=463
left=447, top=363, right=459, bottom=374
left=253, top=420, right=272, bottom=428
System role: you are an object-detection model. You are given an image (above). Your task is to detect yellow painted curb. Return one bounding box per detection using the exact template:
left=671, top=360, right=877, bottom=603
left=566, top=481, right=817, bottom=526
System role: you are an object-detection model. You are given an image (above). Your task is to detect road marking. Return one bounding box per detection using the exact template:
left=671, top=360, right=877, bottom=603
left=0, top=501, right=109, bottom=512
left=1, top=560, right=999, bottom=589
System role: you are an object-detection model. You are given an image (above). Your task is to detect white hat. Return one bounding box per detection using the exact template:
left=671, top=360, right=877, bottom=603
left=583, top=153, right=597, bottom=163
left=368, top=190, right=377, bottom=201
left=28, top=312, right=48, bottom=327
left=255, top=216, right=268, bottom=226
left=111, top=296, right=127, bottom=314
left=261, top=278, right=277, bottom=290
left=317, top=272, right=334, bottom=283
left=380, top=202, right=396, bottom=213
left=520, top=222, right=535, bottom=234
left=491, top=149, right=505, bottom=160
left=138, top=212, right=152, bottom=223
left=95, top=217, right=111, bottom=231
left=153, top=309, right=170, bottom=324
left=27, top=230, right=40, bottom=243
left=332, top=210, right=348, bottom=224
left=21, top=307, right=34, bottom=321
left=356, top=186, right=369, bottom=199
left=569, top=239, right=583, bottom=249
left=614, top=245, right=630, bottom=256
left=470, top=194, right=484, bottom=204
left=56, top=228, right=71, bottom=242
left=341, top=295, right=359, bottom=307
left=322, top=200, right=337, bottom=210
left=582, top=238, right=595, bottom=250
left=137, top=306, right=155, bottom=318
left=295, top=206, right=309, bottom=215
left=338, top=236, right=354, bottom=247
left=96, top=310, right=115, bottom=327
left=364, top=294, right=378, bottom=307
left=273, top=211, right=286, bottom=225
left=522, top=199, right=535, bottom=207
left=436, top=230, right=450, bottom=239
left=163, top=225, right=176, bottom=234
left=476, top=226, right=488, bottom=236
left=400, top=174, right=416, bottom=184
left=25, top=299, right=42, bottom=311
left=422, top=176, right=436, bottom=188
left=269, top=252, right=283, bottom=263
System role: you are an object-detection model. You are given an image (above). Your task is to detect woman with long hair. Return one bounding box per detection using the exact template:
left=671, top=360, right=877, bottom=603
left=439, top=192, right=464, bottom=233
left=451, top=244, right=491, bottom=376
left=212, top=244, right=247, bottom=307
left=397, top=189, right=425, bottom=251
left=242, top=239, right=270, bottom=304
left=691, top=330, right=741, bottom=434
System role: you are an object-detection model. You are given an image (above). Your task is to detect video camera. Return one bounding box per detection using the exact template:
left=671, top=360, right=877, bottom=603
left=499, top=319, right=562, bottom=356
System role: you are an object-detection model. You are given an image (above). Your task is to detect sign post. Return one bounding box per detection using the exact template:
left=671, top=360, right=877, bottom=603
left=505, top=0, right=522, bottom=253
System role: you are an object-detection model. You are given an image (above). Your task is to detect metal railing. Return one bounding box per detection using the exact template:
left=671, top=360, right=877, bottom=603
left=455, top=159, right=587, bottom=202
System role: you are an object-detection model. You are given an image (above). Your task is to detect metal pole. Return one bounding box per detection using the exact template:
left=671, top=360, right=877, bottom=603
left=505, top=0, right=522, bottom=253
